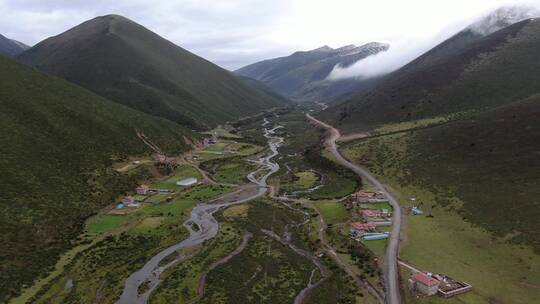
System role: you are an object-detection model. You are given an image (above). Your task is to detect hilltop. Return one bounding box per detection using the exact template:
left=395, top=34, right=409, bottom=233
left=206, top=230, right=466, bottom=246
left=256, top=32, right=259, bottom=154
left=236, top=42, right=389, bottom=103
left=0, top=55, right=197, bottom=302
left=0, top=33, right=29, bottom=57
left=18, top=15, right=286, bottom=130
left=319, top=17, right=540, bottom=132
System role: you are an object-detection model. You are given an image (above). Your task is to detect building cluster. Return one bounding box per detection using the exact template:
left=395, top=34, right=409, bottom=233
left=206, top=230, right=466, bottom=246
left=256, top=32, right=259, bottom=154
left=408, top=271, right=472, bottom=298
left=350, top=190, right=386, bottom=203
left=153, top=153, right=177, bottom=166
left=348, top=190, right=393, bottom=241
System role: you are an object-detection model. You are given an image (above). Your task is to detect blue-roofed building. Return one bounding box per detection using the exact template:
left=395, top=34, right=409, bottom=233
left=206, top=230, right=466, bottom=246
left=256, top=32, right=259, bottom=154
left=116, top=203, right=125, bottom=209
left=363, top=233, right=389, bottom=241
left=411, top=207, right=423, bottom=215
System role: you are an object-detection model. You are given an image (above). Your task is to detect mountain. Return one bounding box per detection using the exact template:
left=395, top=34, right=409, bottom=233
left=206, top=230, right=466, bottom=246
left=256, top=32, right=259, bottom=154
left=343, top=94, right=540, bottom=253
left=235, top=42, right=389, bottom=103
left=0, top=33, right=29, bottom=57
left=319, top=16, right=540, bottom=133
left=18, top=15, right=286, bottom=130
left=0, top=55, right=198, bottom=302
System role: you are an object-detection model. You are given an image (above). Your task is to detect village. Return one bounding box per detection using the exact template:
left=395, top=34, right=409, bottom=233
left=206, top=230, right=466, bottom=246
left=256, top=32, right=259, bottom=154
left=344, top=189, right=473, bottom=299
left=113, top=132, right=250, bottom=211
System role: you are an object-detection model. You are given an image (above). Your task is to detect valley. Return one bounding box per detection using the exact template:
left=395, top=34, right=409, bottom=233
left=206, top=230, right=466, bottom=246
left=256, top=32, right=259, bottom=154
left=2, top=4, right=540, bottom=304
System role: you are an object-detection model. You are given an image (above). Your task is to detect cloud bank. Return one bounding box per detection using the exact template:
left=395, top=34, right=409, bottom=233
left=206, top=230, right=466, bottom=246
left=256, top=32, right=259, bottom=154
left=1, top=0, right=540, bottom=70
left=327, top=1, right=540, bottom=80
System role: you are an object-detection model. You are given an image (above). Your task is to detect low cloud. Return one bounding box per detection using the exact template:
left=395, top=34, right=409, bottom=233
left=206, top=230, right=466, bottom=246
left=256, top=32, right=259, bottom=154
left=327, top=3, right=540, bottom=81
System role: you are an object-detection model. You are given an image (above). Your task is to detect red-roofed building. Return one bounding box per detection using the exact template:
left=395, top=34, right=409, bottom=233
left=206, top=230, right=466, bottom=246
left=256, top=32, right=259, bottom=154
left=409, top=272, right=440, bottom=296
left=136, top=185, right=149, bottom=195
left=351, top=222, right=377, bottom=230
left=351, top=191, right=384, bottom=201
left=362, top=210, right=383, bottom=218
left=349, top=222, right=376, bottom=237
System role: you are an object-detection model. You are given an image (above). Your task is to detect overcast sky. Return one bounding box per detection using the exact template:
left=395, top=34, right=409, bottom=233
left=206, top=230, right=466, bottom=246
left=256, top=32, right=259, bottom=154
left=0, top=0, right=538, bottom=70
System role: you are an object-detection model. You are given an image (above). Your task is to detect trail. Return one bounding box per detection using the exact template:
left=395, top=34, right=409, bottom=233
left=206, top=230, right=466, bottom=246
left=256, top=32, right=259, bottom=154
left=306, top=114, right=402, bottom=304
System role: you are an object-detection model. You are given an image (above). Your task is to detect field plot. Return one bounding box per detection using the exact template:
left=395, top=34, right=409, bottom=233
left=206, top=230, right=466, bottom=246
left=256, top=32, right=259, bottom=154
left=87, top=214, right=132, bottom=234
left=314, top=200, right=348, bottom=225
left=201, top=157, right=256, bottom=184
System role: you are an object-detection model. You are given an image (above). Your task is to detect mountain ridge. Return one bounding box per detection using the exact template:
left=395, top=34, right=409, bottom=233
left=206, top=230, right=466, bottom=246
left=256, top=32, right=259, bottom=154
left=235, top=42, right=389, bottom=103
left=18, top=14, right=287, bottom=130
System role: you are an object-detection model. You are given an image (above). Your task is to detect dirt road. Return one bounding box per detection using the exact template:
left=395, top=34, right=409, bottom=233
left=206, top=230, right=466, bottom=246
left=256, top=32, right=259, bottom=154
left=306, top=114, right=402, bottom=304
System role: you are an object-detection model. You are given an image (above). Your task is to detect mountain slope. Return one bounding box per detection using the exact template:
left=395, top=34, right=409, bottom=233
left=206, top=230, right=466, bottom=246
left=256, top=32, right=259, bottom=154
left=18, top=15, right=286, bottom=129
left=343, top=95, right=540, bottom=252
left=236, top=42, right=389, bottom=103
left=320, top=17, right=540, bottom=133
left=0, top=56, right=197, bottom=302
left=0, top=33, right=29, bottom=57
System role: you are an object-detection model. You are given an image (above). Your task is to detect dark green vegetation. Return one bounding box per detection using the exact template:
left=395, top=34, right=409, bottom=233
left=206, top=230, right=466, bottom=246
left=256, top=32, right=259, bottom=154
left=200, top=156, right=256, bottom=184
left=236, top=43, right=388, bottom=103
left=0, top=33, right=29, bottom=57
left=18, top=14, right=287, bottom=129
left=0, top=56, right=198, bottom=302
left=29, top=184, right=230, bottom=303
left=265, top=112, right=358, bottom=199
left=321, top=18, right=540, bottom=133
left=199, top=200, right=359, bottom=303
left=343, top=95, right=540, bottom=251
left=151, top=223, right=242, bottom=303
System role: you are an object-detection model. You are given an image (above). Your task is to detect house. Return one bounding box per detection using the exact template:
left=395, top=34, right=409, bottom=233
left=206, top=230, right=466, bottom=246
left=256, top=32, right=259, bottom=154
left=136, top=185, right=149, bottom=195
left=224, top=146, right=237, bottom=154
left=122, top=196, right=135, bottom=206
left=408, top=272, right=440, bottom=296
left=351, top=222, right=377, bottom=232
left=369, top=221, right=392, bottom=226
left=362, top=209, right=383, bottom=218
left=350, top=190, right=386, bottom=203
left=176, top=177, right=198, bottom=187
left=349, top=222, right=377, bottom=237
left=363, top=233, right=389, bottom=241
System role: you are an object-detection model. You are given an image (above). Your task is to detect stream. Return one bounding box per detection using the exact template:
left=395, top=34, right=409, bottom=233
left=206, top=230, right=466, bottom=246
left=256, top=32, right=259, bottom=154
left=117, top=118, right=283, bottom=304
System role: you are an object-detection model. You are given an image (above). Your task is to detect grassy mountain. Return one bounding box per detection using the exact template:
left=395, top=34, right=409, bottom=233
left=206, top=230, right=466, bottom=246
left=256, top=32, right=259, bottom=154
left=236, top=43, right=389, bottom=103
left=0, top=33, right=29, bottom=57
left=0, top=55, right=198, bottom=302
left=320, top=18, right=540, bottom=133
left=18, top=15, right=286, bottom=130
left=343, top=95, right=540, bottom=252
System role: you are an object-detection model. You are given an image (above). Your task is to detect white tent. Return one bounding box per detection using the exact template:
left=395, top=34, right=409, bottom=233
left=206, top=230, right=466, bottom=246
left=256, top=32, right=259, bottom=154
left=176, top=177, right=198, bottom=186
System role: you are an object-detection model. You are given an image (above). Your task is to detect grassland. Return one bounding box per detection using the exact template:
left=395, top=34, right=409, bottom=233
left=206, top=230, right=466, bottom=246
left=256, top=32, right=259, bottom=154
left=0, top=56, right=199, bottom=303
left=24, top=183, right=233, bottom=303
left=341, top=118, right=540, bottom=303
left=198, top=200, right=315, bottom=303
left=314, top=200, right=348, bottom=225
left=261, top=112, right=358, bottom=200
left=87, top=214, right=133, bottom=234
left=200, top=156, right=256, bottom=184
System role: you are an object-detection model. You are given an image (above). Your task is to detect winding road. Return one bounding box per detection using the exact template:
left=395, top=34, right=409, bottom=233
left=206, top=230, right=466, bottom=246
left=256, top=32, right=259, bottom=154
left=306, top=114, right=402, bottom=304
left=117, top=119, right=283, bottom=304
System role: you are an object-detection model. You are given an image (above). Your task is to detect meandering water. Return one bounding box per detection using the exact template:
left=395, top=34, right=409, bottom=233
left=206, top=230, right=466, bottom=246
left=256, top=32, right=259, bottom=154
left=117, top=118, right=283, bottom=304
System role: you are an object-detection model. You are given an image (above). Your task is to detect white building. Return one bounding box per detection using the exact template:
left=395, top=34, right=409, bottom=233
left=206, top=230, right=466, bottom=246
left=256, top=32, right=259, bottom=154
left=176, top=177, right=198, bottom=186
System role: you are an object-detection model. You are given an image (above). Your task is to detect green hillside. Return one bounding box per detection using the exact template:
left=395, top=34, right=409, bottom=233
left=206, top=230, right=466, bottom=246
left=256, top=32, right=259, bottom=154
left=18, top=14, right=286, bottom=130
left=236, top=43, right=388, bottom=103
left=320, top=18, right=540, bottom=133
left=0, top=56, right=197, bottom=302
left=343, top=95, right=540, bottom=251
